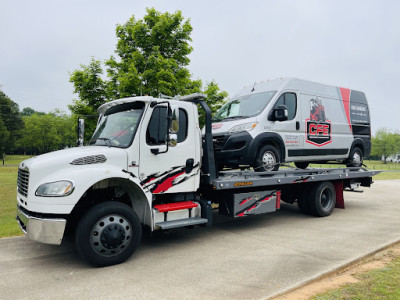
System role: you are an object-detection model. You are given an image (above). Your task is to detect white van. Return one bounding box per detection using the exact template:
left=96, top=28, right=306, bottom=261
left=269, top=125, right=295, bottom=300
left=212, top=78, right=371, bottom=171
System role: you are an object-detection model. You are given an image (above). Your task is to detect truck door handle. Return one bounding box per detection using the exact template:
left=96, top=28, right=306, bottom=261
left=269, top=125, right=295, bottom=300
left=185, top=159, right=194, bottom=173
left=296, top=121, right=300, bottom=130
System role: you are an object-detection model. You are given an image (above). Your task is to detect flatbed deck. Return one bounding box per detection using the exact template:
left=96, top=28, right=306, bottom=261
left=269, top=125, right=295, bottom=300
left=211, top=167, right=380, bottom=190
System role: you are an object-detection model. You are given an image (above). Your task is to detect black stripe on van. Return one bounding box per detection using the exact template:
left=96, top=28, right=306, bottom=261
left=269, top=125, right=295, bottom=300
left=288, top=148, right=348, bottom=157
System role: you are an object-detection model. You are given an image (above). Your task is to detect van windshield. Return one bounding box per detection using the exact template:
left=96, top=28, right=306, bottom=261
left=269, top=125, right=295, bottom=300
left=213, top=91, right=276, bottom=122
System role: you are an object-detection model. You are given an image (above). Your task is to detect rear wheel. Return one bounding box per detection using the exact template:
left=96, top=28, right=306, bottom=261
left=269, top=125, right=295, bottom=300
left=346, top=147, right=363, bottom=167
left=75, top=201, right=142, bottom=267
left=294, top=162, right=309, bottom=169
left=254, top=144, right=280, bottom=171
left=308, top=182, right=336, bottom=217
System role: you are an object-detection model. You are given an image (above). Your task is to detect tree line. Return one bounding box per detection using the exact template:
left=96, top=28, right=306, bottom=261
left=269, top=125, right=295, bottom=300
left=1, top=8, right=399, bottom=160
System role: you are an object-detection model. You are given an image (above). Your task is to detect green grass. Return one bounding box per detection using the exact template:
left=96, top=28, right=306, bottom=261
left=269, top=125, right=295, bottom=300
left=2, top=154, right=33, bottom=166
left=313, top=257, right=400, bottom=300
left=0, top=166, right=22, bottom=237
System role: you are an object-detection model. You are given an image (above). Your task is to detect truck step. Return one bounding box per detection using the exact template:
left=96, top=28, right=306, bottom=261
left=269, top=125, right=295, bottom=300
left=156, top=217, right=208, bottom=230
left=154, top=201, right=198, bottom=213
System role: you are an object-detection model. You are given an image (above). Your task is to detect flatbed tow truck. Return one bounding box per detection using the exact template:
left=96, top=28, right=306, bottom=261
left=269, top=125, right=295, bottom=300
left=16, top=94, right=379, bottom=266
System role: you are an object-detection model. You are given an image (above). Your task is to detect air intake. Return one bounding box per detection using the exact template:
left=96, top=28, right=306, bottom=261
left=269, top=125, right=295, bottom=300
left=71, top=154, right=107, bottom=165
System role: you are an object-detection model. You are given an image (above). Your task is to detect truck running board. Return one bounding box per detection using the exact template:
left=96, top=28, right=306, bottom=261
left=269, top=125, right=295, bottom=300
left=156, top=217, right=208, bottom=230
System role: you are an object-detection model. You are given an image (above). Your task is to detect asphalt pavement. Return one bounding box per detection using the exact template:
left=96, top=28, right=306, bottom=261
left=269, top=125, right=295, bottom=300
left=1, top=180, right=399, bottom=299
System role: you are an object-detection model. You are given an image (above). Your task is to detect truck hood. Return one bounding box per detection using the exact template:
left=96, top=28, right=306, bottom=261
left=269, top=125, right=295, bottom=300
left=20, top=146, right=128, bottom=173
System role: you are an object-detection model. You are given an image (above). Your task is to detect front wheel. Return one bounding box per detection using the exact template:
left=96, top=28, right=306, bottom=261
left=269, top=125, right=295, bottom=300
left=254, top=144, right=280, bottom=171
left=75, top=201, right=142, bottom=267
left=346, top=147, right=363, bottom=167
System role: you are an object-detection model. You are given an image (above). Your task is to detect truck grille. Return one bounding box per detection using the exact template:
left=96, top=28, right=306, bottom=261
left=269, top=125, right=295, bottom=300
left=17, top=168, right=30, bottom=197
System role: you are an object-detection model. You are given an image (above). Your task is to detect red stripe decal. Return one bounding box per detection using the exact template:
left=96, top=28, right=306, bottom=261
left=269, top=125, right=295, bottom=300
left=339, top=87, right=352, bottom=131
left=152, top=171, right=185, bottom=194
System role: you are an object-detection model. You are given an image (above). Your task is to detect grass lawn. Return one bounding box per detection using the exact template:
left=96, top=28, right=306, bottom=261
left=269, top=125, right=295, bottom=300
left=0, top=166, right=21, bottom=237
left=2, top=154, right=33, bottom=166
left=313, top=256, right=400, bottom=299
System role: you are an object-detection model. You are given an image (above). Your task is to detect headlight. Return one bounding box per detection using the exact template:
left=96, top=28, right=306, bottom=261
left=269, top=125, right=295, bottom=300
left=228, top=122, right=258, bottom=133
left=36, top=181, right=74, bottom=197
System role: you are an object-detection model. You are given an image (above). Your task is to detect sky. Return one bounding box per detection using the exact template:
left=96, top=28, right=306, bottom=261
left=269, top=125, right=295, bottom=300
left=1, top=0, right=399, bottom=133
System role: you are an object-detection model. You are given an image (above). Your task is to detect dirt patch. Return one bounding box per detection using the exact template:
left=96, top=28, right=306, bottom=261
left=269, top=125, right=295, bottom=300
left=272, top=242, right=400, bottom=300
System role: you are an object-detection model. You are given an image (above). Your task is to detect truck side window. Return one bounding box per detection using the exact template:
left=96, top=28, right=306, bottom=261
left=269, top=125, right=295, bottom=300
left=273, top=92, right=297, bottom=120
left=177, top=108, right=188, bottom=143
left=146, top=107, right=188, bottom=145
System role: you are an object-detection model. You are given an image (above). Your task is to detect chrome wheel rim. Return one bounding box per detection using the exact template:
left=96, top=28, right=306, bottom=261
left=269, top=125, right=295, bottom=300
left=262, top=151, right=276, bottom=170
left=90, top=214, right=132, bottom=257
left=353, top=151, right=362, bottom=166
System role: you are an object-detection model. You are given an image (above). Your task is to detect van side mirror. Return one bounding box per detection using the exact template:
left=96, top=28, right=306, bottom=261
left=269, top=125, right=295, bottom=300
left=268, top=105, right=288, bottom=121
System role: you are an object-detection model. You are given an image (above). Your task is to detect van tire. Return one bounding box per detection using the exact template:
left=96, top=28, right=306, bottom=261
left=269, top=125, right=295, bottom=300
left=308, top=182, right=336, bottom=217
left=294, top=162, right=309, bottom=169
left=75, top=201, right=142, bottom=267
left=254, top=144, right=280, bottom=171
left=346, top=147, right=363, bottom=167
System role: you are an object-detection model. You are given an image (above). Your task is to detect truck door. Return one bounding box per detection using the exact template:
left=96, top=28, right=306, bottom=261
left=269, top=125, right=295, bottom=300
left=138, top=104, right=200, bottom=194
left=269, top=92, right=302, bottom=160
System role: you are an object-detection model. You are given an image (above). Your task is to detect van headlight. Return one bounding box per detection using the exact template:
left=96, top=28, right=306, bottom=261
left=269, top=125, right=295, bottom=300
left=36, top=181, right=74, bottom=197
left=228, top=122, right=258, bottom=133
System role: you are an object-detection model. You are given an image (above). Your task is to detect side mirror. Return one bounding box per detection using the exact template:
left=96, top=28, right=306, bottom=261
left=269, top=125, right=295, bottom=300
left=77, top=118, right=85, bottom=146
left=268, top=105, right=288, bottom=121
left=169, top=133, right=178, bottom=147
left=169, top=105, right=179, bottom=133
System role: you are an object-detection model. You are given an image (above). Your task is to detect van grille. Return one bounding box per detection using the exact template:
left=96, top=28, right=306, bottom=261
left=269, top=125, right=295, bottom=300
left=17, top=168, right=30, bottom=197
left=212, top=135, right=227, bottom=151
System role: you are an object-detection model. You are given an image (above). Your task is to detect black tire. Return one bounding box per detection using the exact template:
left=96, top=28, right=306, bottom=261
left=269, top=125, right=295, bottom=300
left=294, top=162, right=309, bottom=169
left=308, top=182, right=336, bottom=217
left=297, top=187, right=312, bottom=215
left=75, top=201, right=142, bottom=267
left=254, top=144, right=280, bottom=172
left=346, top=147, right=363, bottom=167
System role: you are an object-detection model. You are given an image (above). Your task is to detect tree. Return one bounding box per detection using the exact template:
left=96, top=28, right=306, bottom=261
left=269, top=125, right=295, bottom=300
left=16, top=112, right=75, bottom=155
left=69, top=8, right=227, bottom=135
left=21, top=107, right=45, bottom=116
left=371, top=128, right=399, bottom=163
left=0, top=90, right=23, bottom=153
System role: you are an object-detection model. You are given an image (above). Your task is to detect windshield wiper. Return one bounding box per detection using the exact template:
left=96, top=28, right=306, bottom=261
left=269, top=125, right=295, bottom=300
left=96, top=137, right=112, bottom=147
left=221, top=115, right=247, bottom=121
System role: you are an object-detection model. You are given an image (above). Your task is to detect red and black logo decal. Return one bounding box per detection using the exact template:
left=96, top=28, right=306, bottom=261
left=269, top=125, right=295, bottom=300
left=306, top=98, right=332, bottom=146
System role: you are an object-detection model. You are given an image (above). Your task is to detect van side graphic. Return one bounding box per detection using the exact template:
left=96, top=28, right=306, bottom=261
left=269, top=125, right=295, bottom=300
left=306, top=98, right=332, bottom=146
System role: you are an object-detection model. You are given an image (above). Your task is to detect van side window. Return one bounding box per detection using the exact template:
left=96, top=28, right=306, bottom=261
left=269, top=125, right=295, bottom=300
left=146, top=107, right=188, bottom=145
left=273, top=92, right=297, bottom=120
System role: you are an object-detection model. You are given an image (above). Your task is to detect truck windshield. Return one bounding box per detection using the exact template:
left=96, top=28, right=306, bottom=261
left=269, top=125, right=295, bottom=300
left=89, top=102, right=145, bottom=148
left=213, top=91, right=276, bottom=122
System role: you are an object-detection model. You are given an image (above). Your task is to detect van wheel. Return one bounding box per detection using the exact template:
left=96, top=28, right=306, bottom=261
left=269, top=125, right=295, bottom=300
left=294, top=162, right=309, bottom=169
left=346, top=147, right=363, bottom=167
left=308, top=182, right=336, bottom=217
left=254, top=145, right=280, bottom=171
left=75, top=201, right=142, bottom=267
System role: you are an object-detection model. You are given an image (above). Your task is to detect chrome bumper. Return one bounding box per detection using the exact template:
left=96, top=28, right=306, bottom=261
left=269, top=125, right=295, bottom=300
left=16, top=206, right=66, bottom=245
